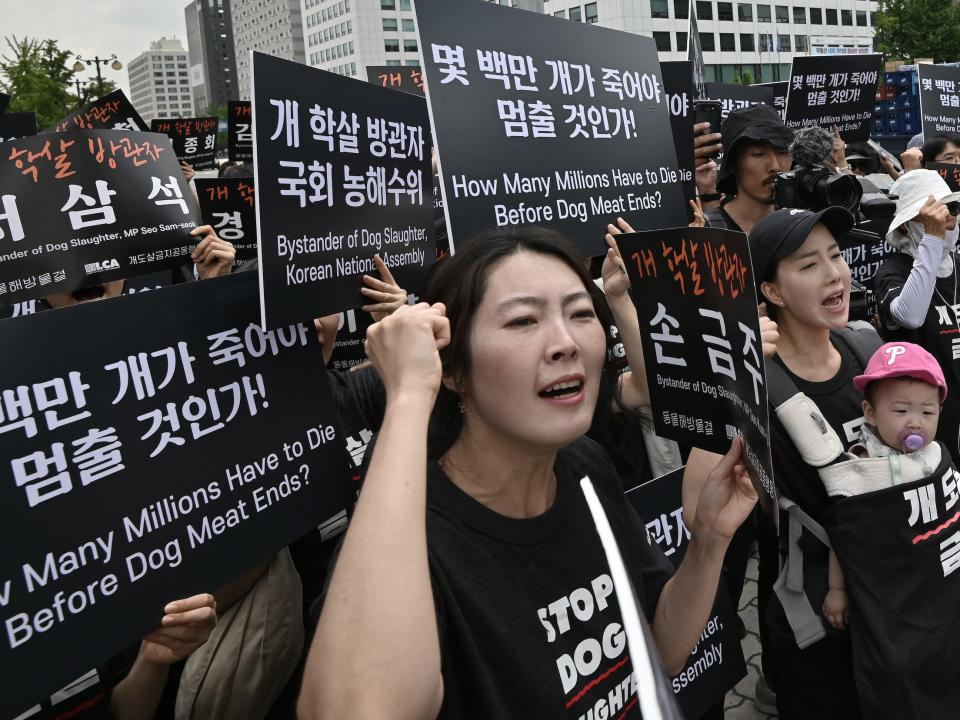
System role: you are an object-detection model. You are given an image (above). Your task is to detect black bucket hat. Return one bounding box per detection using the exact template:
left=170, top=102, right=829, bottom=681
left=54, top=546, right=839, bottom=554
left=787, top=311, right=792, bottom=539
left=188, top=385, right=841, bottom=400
left=716, top=104, right=794, bottom=195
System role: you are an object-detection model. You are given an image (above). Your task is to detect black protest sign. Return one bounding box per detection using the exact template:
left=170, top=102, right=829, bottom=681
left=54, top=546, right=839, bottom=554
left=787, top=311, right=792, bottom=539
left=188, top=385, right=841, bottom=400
left=661, top=61, right=697, bottom=222
left=625, top=467, right=747, bottom=718
left=617, top=226, right=777, bottom=524
left=151, top=117, right=219, bottom=170
left=688, top=6, right=706, bottom=100
left=45, top=89, right=148, bottom=134
left=839, top=226, right=890, bottom=286
left=929, top=161, right=960, bottom=192
left=366, top=65, right=426, bottom=96
left=329, top=308, right=374, bottom=371
left=705, top=82, right=775, bottom=121
left=0, top=92, right=9, bottom=115
left=785, top=55, right=881, bottom=142
left=228, top=101, right=253, bottom=163
left=195, top=178, right=258, bottom=261
left=0, top=112, right=38, bottom=142
left=0, top=129, right=202, bottom=306
left=0, top=270, right=353, bottom=718
left=756, top=81, right=788, bottom=121
left=415, top=0, right=686, bottom=256
left=918, top=64, right=960, bottom=139
left=252, top=52, right=435, bottom=328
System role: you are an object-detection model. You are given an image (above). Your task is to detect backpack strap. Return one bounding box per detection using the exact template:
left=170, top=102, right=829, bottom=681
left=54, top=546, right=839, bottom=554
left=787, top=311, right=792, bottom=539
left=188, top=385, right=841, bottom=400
left=833, top=322, right=883, bottom=371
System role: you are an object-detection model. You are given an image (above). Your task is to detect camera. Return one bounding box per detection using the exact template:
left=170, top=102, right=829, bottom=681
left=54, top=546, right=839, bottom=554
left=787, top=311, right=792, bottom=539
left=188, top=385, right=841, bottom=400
left=773, top=165, right=863, bottom=213
left=849, top=277, right=877, bottom=324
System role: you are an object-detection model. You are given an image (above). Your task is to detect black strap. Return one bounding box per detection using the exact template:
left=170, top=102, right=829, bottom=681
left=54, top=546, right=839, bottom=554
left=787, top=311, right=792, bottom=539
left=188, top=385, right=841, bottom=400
left=833, top=324, right=883, bottom=371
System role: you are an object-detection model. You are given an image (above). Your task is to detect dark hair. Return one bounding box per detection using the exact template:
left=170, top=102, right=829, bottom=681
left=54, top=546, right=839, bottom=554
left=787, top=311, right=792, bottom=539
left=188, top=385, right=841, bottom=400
left=420, top=226, right=617, bottom=458
left=921, top=134, right=960, bottom=167
left=217, top=161, right=237, bottom=177
left=222, top=163, right=254, bottom=178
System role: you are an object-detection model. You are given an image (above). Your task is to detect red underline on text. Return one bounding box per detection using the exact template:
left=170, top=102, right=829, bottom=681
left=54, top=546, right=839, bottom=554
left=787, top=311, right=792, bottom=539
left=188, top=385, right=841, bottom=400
left=913, top=510, right=960, bottom=544
left=565, top=654, right=631, bottom=709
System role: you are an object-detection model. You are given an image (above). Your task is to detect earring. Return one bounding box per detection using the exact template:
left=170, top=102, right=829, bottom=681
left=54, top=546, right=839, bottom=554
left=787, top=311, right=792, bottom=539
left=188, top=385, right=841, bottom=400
left=457, top=400, right=466, bottom=414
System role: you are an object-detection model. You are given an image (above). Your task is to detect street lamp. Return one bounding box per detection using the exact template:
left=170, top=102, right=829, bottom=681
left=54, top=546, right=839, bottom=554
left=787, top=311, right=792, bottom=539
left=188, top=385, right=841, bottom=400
left=73, top=54, right=124, bottom=98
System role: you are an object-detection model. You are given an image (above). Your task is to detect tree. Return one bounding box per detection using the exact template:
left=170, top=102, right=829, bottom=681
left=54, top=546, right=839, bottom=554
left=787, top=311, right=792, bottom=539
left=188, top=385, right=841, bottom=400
left=0, top=36, right=75, bottom=128
left=874, top=0, right=960, bottom=64
left=733, top=70, right=756, bottom=85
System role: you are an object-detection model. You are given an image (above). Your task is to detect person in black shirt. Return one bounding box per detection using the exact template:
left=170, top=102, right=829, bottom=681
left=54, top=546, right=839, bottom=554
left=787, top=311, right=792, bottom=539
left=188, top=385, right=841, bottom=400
left=299, top=228, right=758, bottom=719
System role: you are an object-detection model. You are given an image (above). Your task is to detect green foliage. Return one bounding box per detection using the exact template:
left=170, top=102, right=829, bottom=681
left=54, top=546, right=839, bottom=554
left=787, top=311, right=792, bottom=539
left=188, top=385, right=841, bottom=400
left=732, top=70, right=756, bottom=85
left=874, top=0, right=960, bottom=64
left=0, top=36, right=75, bottom=127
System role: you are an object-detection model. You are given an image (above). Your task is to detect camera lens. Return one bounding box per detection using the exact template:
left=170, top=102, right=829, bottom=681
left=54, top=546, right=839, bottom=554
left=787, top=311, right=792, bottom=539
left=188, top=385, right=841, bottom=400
left=818, top=173, right=863, bottom=213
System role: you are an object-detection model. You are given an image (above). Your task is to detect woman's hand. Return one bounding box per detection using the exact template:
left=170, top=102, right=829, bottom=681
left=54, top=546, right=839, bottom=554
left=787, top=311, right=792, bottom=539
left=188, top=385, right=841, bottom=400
left=689, top=197, right=705, bottom=227
left=180, top=161, right=196, bottom=183
left=691, top=437, right=758, bottom=545
left=365, top=303, right=450, bottom=402
left=900, top=147, right=923, bottom=173
left=917, top=195, right=951, bottom=239
left=361, top=254, right=408, bottom=321
left=759, top=305, right=779, bottom=359
left=601, top=228, right=630, bottom=300
left=141, top=593, right=217, bottom=665
left=191, top=226, right=236, bottom=280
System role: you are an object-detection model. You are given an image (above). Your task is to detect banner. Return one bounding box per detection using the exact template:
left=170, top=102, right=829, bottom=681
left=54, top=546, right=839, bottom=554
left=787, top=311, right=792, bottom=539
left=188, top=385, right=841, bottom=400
left=415, top=0, right=686, bottom=256
left=617, top=226, right=776, bottom=524
left=838, top=226, right=890, bottom=286
left=0, top=129, right=202, bottom=306
left=151, top=117, right=219, bottom=170
left=756, top=80, right=788, bottom=121
left=195, top=177, right=258, bottom=262
left=45, top=90, right=148, bottom=134
left=918, top=64, right=960, bottom=139
left=705, top=82, right=775, bottom=121
left=0, top=112, right=38, bottom=142
left=228, top=101, right=253, bottom=163
left=625, top=467, right=747, bottom=718
left=929, top=161, right=960, bottom=192
left=252, top=52, right=435, bottom=328
left=329, top=308, right=374, bottom=371
left=661, top=61, right=697, bottom=222
left=366, top=65, right=426, bottom=96
left=0, top=271, right=353, bottom=718
left=784, top=54, right=882, bottom=142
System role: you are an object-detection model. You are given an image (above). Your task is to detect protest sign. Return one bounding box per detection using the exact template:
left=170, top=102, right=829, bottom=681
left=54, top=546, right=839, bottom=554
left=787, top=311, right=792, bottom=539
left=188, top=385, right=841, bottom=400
left=329, top=308, right=374, bottom=371
left=918, top=64, right=960, bottom=139
left=195, top=177, right=258, bottom=262
left=661, top=61, right=697, bottom=222
left=0, top=92, right=9, bottom=116
left=688, top=5, right=706, bottom=100
left=756, top=81, right=788, bottom=121
left=929, top=161, right=960, bottom=192
left=366, top=65, right=426, bottom=96
left=0, top=112, right=38, bottom=142
left=415, top=0, right=687, bottom=256
left=617, top=226, right=776, bottom=524
left=839, top=226, right=890, bottom=286
left=785, top=54, right=882, bottom=142
left=0, top=129, right=202, bottom=306
left=0, top=270, right=353, bottom=718
left=705, top=82, right=775, bottom=121
left=228, top=101, right=253, bottom=163
left=252, top=52, right=435, bottom=328
left=151, top=117, right=219, bottom=170
left=625, top=467, right=747, bottom=718
left=44, top=89, right=148, bottom=134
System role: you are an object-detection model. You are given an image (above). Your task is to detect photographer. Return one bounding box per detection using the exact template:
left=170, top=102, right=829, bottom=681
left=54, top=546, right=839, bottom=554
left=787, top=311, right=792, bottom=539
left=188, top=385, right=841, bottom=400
left=705, top=104, right=793, bottom=234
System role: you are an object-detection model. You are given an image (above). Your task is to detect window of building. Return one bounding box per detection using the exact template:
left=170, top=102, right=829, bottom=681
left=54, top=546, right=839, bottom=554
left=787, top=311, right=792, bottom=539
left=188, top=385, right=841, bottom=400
left=738, top=3, right=752, bottom=20
left=825, top=8, right=837, bottom=24
left=777, top=34, right=791, bottom=51
left=757, top=4, right=771, bottom=22
left=740, top=33, right=755, bottom=51
left=720, top=33, right=735, bottom=51
left=402, top=18, right=415, bottom=30
left=404, top=39, right=417, bottom=51
left=386, top=59, right=401, bottom=66
left=554, top=9, right=566, bottom=16
left=792, top=6, right=805, bottom=23
left=570, top=6, right=582, bottom=20
left=795, top=34, right=808, bottom=51
left=399, top=0, right=412, bottom=9
left=384, top=39, right=399, bottom=52
left=699, top=32, right=716, bottom=51
left=652, top=0, right=669, bottom=18
left=810, top=7, right=822, bottom=23
left=383, top=18, right=397, bottom=30
left=717, top=2, right=733, bottom=20
left=585, top=2, right=598, bottom=22
left=675, top=0, right=689, bottom=19
left=381, top=0, right=395, bottom=8
left=696, top=1, right=713, bottom=19
left=759, top=33, right=773, bottom=50
left=653, top=31, right=672, bottom=51
left=841, top=9, right=852, bottom=24
left=676, top=31, right=688, bottom=50
left=775, top=5, right=788, bottom=22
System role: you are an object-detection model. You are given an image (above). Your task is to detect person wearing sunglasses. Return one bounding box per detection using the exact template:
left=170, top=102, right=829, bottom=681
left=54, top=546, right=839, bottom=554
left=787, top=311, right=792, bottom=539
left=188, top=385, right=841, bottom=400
left=874, top=169, right=960, bottom=464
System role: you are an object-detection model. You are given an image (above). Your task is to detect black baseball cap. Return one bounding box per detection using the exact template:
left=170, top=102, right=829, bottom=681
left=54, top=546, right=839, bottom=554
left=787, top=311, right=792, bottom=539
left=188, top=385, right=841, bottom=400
left=717, top=104, right=794, bottom=194
left=749, top=207, right=856, bottom=289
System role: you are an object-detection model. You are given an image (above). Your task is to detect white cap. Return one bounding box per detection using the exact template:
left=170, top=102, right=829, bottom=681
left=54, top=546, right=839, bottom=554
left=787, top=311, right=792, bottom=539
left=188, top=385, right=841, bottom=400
left=887, top=169, right=960, bottom=242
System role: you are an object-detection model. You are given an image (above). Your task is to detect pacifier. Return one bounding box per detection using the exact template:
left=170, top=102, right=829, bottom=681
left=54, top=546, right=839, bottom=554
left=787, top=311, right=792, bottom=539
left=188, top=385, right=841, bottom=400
left=901, top=433, right=926, bottom=453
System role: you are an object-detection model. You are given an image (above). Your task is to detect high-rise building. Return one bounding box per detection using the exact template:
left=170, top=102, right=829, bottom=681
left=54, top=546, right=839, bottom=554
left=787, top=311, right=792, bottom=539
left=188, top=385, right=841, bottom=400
left=127, top=38, right=195, bottom=124
left=301, top=0, right=543, bottom=79
left=185, top=0, right=238, bottom=114
left=232, top=0, right=306, bottom=99
left=541, top=0, right=877, bottom=83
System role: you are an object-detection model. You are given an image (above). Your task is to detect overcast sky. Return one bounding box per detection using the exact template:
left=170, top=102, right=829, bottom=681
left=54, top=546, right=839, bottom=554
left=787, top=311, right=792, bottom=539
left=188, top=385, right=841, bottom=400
left=3, top=1, right=189, bottom=95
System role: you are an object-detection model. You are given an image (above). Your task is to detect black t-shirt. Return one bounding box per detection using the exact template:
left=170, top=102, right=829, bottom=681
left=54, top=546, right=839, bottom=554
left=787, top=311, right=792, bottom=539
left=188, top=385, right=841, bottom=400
left=426, top=436, right=675, bottom=719
left=874, top=252, right=960, bottom=463
left=704, top=204, right=745, bottom=234
left=765, top=335, right=869, bottom=649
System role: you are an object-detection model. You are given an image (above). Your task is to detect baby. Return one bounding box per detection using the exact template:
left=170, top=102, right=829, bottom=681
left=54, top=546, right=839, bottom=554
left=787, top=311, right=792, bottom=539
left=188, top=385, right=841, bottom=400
left=823, top=341, right=948, bottom=630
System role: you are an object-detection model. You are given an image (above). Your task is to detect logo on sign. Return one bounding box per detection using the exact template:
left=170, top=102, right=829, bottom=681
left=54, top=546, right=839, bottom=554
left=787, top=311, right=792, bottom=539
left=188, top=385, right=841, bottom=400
left=84, top=259, right=120, bottom=275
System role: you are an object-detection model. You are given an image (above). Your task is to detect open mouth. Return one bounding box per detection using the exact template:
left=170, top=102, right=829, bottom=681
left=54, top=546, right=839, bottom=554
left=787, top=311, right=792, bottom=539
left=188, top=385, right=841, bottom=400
left=72, top=285, right=107, bottom=302
left=823, top=291, right=844, bottom=312
left=538, top=378, right=584, bottom=400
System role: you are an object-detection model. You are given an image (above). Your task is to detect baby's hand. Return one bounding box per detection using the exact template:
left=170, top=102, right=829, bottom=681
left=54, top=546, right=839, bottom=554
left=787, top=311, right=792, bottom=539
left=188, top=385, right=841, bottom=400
left=823, top=588, right=848, bottom=631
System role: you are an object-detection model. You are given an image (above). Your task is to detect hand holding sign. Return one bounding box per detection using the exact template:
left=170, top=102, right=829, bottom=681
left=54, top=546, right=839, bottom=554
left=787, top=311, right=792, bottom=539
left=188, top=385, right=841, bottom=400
left=361, top=254, right=408, bottom=321
left=691, top=436, right=757, bottom=544
left=190, top=225, right=237, bottom=280
left=144, top=593, right=218, bottom=664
